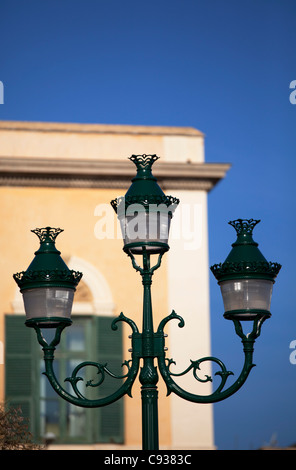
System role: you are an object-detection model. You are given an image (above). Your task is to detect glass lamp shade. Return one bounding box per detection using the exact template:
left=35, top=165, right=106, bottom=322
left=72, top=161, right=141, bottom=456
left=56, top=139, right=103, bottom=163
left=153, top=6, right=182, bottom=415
left=220, top=279, right=273, bottom=319
left=22, top=287, right=74, bottom=326
left=119, top=208, right=171, bottom=254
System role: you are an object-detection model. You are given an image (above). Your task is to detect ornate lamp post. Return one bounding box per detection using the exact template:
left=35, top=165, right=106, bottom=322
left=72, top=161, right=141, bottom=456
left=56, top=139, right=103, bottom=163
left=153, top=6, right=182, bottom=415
left=13, top=154, right=281, bottom=451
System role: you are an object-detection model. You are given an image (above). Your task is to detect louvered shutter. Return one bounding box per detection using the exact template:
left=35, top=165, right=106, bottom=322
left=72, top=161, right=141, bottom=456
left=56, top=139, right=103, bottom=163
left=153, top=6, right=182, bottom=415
left=5, top=315, right=37, bottom=435
left=95, top=316, right=124, bottom=443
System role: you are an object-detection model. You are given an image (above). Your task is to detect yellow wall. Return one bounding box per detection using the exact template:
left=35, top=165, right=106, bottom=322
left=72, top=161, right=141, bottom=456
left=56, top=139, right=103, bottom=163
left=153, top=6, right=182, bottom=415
left=0, top=185, right=171, bottom=447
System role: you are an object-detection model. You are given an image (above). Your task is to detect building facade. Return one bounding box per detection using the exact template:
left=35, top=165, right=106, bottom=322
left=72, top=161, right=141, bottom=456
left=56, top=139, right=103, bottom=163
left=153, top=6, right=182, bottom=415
left=0, top=121, right=229, bottom=449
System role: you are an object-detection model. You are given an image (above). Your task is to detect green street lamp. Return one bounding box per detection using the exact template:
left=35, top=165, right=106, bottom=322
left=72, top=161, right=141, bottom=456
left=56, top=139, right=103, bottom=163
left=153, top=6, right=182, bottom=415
left=210, top=219, right=281, bottom=321
left=13, top=154, right=281, bottom=451
left=13, top=227, right=82, bottom=328
left=111, top=154, right=179, bottom=254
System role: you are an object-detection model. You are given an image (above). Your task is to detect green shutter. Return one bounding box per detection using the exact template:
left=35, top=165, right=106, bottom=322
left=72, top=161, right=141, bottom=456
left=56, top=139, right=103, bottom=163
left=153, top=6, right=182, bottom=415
left=95, top=316, right=124, bottom=443
left=5, top=315, right=37, bottom=435
left=5, top=314, right=124, bottom=445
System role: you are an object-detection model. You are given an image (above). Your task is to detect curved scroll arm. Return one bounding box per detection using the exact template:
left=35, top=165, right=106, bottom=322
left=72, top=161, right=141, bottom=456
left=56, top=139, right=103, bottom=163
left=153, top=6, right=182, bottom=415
left=32, top=313, right=140, bottom=408
left=157, top=311, right=268, bottom=404
left=127, top=248, right=164, bottom=276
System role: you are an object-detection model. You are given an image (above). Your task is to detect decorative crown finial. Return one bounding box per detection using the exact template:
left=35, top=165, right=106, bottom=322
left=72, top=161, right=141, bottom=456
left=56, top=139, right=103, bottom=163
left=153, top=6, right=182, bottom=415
left=129, top=154, right=159, bottom=170
left=31, top=227, right=64, bottom=243
left=228, top=219, right=260, bottom=235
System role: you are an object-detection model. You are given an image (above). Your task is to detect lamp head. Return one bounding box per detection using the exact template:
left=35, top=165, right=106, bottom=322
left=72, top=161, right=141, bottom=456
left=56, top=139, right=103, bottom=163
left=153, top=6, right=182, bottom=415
left=13, top=227, right=82, bottom=327
left=111, top=155, right=179, bottom=254
left=210, top=219, right=281, bottom=320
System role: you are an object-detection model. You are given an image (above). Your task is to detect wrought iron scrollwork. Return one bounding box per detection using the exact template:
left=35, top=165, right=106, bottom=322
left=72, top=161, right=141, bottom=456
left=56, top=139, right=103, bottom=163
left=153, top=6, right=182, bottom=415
left=32, top=287, right=270, bottom=409
left=156, top=310, right=267, bottom=403
left=165, top=356, right=233, bottom=387
left=32, top=312, right=140, bottom=407
left=64, top=359, right=133, bottom=400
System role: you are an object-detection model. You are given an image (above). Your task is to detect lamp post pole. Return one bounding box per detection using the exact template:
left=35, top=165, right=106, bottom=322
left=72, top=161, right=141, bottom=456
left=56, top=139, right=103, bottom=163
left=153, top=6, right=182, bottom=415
left=13, top=155, right=281, bottom=451
left=139, top=250, right=159, bottom=450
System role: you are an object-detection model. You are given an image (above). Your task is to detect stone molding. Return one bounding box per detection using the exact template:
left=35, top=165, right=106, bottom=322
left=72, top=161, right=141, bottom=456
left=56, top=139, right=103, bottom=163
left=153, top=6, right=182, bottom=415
left=0, top=157, right=230, bottom=191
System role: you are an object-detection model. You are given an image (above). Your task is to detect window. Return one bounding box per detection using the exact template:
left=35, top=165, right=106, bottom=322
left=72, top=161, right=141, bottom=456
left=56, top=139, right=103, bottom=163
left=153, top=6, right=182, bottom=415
left=5, top=315, right=124, bottom=445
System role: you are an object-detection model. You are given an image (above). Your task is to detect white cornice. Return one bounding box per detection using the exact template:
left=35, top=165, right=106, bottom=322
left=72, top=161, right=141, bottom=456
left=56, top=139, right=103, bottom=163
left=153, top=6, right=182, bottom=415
left=0, top=157, right=230, bottom=191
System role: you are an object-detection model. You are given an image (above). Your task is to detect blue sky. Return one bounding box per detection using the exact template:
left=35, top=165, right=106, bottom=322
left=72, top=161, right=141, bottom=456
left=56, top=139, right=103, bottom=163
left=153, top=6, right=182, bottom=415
left=0, top=0, right=295, bottom=450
